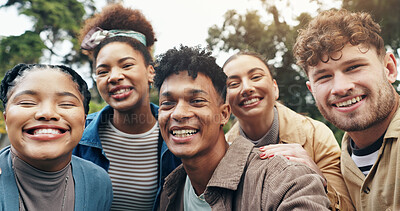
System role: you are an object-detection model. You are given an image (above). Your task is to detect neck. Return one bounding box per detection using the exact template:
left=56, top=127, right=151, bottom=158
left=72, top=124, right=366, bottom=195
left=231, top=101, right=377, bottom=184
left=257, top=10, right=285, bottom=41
left=238, top=108, right=274, bottom=141
left=349, top=95, right=399, bottom=149
left=112, top=102, right=156, bottom=134
left=182, top=132, right=229, bottom=195
left=11, top=146, right=72, bottom=172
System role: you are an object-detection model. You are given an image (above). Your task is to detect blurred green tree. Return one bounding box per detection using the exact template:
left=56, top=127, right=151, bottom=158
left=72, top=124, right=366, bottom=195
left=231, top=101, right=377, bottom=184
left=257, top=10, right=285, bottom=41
left=342, top=0, right=400, bottom=53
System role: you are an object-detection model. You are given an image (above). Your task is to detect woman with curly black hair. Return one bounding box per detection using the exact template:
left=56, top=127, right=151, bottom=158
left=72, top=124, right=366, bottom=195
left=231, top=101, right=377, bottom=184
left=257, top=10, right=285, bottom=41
left=73, top=4, right=180, bottom=210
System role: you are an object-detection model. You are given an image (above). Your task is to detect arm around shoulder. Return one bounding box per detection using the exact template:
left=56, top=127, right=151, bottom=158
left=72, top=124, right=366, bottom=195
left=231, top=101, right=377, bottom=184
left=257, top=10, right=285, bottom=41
left=264, top=156, right=331, bottom=210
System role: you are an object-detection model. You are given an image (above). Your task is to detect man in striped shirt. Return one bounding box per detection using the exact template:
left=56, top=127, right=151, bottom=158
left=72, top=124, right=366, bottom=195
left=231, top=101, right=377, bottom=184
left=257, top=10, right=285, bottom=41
left=294, top=9, right=400, bottom=210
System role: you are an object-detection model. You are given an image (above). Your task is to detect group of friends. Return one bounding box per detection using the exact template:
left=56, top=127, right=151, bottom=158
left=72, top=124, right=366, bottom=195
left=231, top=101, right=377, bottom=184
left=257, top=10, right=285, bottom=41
left=0, top=3, right=398, bottom=211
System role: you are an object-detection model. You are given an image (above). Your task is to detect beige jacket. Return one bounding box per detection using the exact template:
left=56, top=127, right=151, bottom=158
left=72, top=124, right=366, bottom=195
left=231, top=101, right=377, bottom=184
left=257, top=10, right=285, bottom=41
left=226, top=102, right=354, bottom=210
left=341, top=103, right=400, bottom=211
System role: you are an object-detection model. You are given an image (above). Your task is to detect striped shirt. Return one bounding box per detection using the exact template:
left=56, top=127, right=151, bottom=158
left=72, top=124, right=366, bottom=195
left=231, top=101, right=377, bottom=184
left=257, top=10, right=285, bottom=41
left=99, top=120, right=159, bottom=210
left=350, top=135, right=384, bottom=176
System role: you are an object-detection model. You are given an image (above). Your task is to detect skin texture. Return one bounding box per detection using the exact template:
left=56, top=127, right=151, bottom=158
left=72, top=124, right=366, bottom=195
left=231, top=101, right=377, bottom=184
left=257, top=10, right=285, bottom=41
left=4, top=70, right=86, bottom=172
left=223, top=55, right=326, bottom=183
left=306, top=44, right=399, bottom=148
left=95, top=42, right=156, bottom=134
left=158, top=71, right=230, bottom=195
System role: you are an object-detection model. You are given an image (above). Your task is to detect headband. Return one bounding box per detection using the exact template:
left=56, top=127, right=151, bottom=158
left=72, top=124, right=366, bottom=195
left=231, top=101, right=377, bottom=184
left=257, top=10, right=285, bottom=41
left=81, top=27, right=147, bottom=50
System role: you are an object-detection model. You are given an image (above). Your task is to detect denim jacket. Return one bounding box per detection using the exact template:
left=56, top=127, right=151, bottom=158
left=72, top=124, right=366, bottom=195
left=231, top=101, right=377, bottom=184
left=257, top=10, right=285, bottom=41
left=0, top=146, right=113, bottom=211
left=72, top=103, right=181, bottom=210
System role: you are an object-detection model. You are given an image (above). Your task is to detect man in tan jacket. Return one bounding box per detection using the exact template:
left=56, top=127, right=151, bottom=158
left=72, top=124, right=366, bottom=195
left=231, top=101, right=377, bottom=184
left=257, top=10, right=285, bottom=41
left=155, top=45, right=330, bottom=210
left=293, top=9, right=400, bottom=211
left=223, top=52, right=353, bottom=210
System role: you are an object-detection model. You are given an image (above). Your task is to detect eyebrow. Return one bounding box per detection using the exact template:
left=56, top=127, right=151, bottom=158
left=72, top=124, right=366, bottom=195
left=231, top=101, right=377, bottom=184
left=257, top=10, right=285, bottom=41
left=227, top=67, right=264, bottom=80
left=161, top=88, right=208, bottom=97
left=311, top=57, right=368, bottom=78
left=96, top=57, right=137, bottom=69
left=12, top=90, right=81, bottom=101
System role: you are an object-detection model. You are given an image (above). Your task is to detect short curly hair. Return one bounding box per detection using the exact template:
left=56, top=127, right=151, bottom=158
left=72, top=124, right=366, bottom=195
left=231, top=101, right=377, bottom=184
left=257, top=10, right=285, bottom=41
left=0, top=64, right=91, bottom=114
left=293, top=9, right=385, bottom=74
left=80, top=3, right=155, bottom=65
left=154, top=45, right=227, bottom=102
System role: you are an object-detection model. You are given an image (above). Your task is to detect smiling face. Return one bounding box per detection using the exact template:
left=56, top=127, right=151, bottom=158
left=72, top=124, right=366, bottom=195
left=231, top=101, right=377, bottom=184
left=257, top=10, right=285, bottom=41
left=158, top=71, right=230, bottom=159
left=306, top=44, right=398, bottom=131
left=223, top=55, right=279, bottom=122
left=95, top=42, right=154, bottom=113
left=4, top=69, right=86, bottom=171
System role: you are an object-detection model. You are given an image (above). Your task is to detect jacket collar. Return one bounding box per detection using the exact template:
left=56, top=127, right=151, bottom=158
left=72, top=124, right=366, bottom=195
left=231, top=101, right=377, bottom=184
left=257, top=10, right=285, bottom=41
left=227, top=102, right=307, bottom=146
left=206, top=136, right=254, bottom=190
left=275, top=102, right=307, bottom=145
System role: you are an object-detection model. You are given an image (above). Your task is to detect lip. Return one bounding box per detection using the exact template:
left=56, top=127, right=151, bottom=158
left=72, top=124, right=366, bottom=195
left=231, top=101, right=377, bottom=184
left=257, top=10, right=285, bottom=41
left=109, top=85, right=134, bottom=100
left=331, top=95, right=365, bottom=113
left=239, top=96, right=263, bottom=108
left=23, top=125, right=69, bottom=141
left=169, top=126, right=199, bottom=144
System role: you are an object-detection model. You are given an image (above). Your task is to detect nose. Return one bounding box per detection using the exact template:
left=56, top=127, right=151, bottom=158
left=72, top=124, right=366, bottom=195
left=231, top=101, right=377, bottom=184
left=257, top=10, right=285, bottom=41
left=107, top=68, right=125, bottom=84
left=330, top=73, right=355, bottom=96
left=240, top=79, right=255, bottom=97
left=34, top=102, right=60, bottom=121
left=171, top=101, right=193, bottom=122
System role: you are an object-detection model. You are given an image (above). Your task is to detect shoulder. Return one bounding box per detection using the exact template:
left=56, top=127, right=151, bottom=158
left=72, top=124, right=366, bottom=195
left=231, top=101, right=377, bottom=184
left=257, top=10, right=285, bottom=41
left=276, top=102, right=336, bottom=144
left=247, top=150, right=319, bottom=180
left=71, top=156, right=109, bottom=179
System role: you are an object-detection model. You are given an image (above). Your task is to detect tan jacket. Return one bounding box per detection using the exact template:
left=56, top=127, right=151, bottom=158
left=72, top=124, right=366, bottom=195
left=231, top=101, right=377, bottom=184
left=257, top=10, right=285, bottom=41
left=226, top=102, right=354, bottom=210
left=159, top=136, right=330, bottom=210
left=341, top=103, right=400, bottom=211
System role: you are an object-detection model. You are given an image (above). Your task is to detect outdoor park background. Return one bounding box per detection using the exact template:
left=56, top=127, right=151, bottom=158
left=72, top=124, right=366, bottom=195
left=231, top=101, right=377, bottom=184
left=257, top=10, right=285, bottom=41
left=0, top=0, right=399, bottom=147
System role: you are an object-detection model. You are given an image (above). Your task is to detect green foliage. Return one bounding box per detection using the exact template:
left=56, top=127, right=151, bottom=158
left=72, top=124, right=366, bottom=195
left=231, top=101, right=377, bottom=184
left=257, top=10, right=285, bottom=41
left=0, top=0, right=96, bottom=74
left=0, top=31, right=46, bottom=75
left=88, top=100, right=107, bottom=114
left=343, top=0, right=400, bottom=54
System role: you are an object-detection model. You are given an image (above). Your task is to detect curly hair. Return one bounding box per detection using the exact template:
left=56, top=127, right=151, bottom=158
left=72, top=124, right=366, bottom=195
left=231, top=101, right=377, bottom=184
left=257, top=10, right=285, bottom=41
left=293, top=9, right=385, bottom=74
left=154, top=45, right=227, bottom=102
left=0, top=64, right=91, bottom=114
left=80, top=3, right=155, bottom=65
left=222, top=51, right=275, bottom=78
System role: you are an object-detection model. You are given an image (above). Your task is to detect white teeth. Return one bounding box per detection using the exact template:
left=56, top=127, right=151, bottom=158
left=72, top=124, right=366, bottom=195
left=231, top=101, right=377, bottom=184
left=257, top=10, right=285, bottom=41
left=336, top=96, right=362, bottom=107
left=33, top=129, right=61, bottom=135
left=113, top=88, right=131, bottom=95
left=172, top=129, right=198, bottom=138
left=243, top=98, right=259, bottom=105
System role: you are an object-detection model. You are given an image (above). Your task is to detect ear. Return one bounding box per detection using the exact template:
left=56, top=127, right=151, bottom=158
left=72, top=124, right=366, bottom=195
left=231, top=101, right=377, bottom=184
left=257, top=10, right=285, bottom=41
left=272, top=79, right=279, bottom=100
left=306, top=81, right=313, bottom=94
left=384, top=52, right=398, bottom=83
left=3, top=112, right=7, bottom=132
left=219, top=103, right=231, bottom=126
left=147, top=65, right=155, bottom=84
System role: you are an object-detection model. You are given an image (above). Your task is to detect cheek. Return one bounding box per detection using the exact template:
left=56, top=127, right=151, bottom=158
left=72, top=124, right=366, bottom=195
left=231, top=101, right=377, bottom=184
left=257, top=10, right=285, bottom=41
left=227, top=90, right=238, bottom=104
left=157, top=112, right=169, bottom=128
left=96, top=79, right=107, bottom=91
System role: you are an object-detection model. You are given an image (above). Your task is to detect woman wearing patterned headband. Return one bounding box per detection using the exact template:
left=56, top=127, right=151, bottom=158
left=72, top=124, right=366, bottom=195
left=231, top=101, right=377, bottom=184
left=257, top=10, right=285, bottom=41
left=72, top=4, right=180, bottom=210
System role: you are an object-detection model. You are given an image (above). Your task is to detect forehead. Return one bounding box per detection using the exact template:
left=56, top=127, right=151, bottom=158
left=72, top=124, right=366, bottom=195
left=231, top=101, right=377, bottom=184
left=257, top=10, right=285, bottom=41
left=160, top=72, right=218, bottom=97
left=308, top=44, right=380, bottom=74
left=10, top=69, right=80, bottom=97
left=223, top=55, right=269, bottom=76
left=97, top=42, right=143, bottom=60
